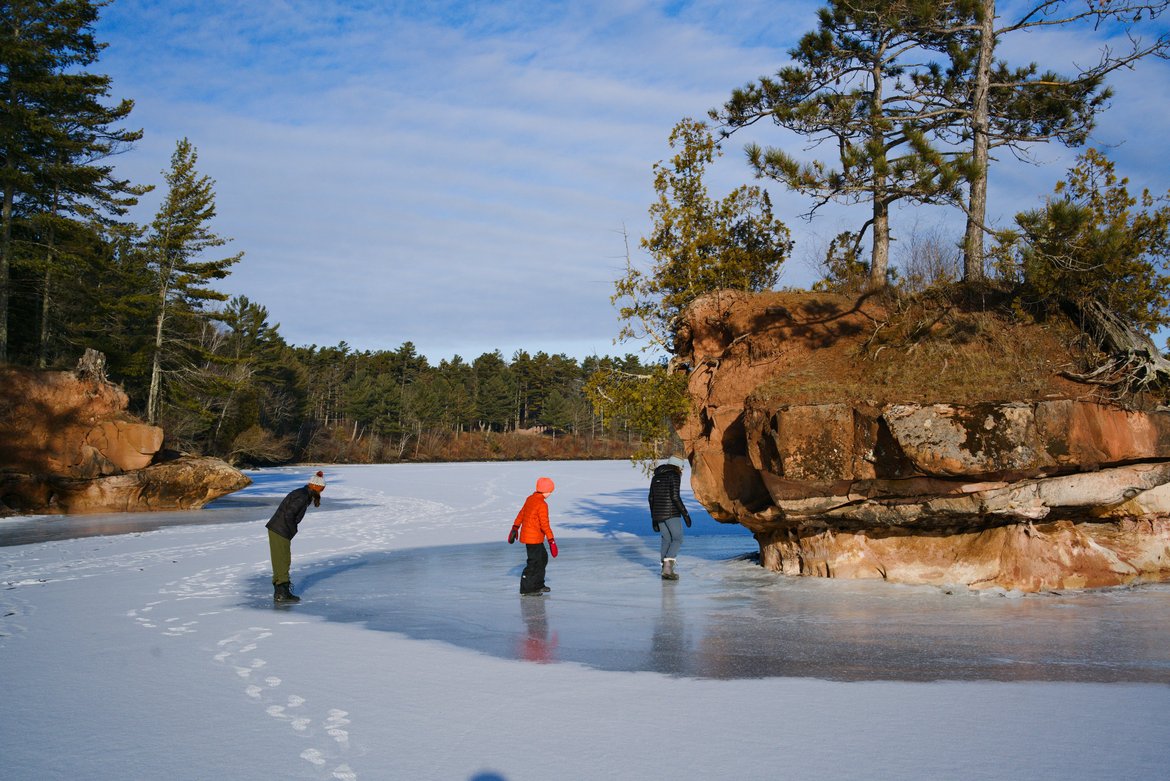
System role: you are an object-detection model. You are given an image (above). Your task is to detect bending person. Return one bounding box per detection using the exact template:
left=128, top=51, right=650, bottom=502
left=265, top=470, right=326, bottom=603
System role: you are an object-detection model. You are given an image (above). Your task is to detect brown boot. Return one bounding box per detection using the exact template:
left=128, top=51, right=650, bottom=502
left=661, top=558, right=679, bottom=581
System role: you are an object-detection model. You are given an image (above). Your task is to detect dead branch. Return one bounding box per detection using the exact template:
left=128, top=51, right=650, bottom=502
left=1062, top=300, right=1170, bottom=396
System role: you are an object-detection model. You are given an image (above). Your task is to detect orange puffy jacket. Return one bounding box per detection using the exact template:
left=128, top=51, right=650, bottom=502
left=512, top=491, right=554, bottom=544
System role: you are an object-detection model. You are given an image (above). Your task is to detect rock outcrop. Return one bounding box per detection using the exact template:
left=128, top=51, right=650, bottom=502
left=0, top=355, right=250, bottom=515
left=675, top=290, right=1170, bottom=591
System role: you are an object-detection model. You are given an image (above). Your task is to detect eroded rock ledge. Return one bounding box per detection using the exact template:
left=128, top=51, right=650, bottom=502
left=0, top=355, right=250, bottom=515
left=675, top=290, right=1170, bottom=591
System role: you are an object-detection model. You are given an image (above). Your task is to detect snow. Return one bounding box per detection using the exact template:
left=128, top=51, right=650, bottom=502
left=3, top=460, right=1169, bottom=780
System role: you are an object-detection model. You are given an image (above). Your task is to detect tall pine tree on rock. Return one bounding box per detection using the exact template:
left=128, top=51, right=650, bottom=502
left=145, top=138, right=242, bottom=425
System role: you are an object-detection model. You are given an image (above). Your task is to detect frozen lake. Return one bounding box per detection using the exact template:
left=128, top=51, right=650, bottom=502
left=4, top=460, right=1170, bottom=780
left=5, top=463, right=1169, bottom=683
left=284, top=535, right=1170, bottom=682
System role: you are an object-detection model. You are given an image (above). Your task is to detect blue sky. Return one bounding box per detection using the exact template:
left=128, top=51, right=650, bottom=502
left=93, top=0, right=1170, bottom=362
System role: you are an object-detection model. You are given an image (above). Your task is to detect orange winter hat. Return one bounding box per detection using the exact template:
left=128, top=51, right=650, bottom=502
left=535, top=477, right=555, bottom=494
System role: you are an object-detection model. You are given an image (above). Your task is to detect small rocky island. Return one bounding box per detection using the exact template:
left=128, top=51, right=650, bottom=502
left=676, top=290, right=1170, bottom=592
left=0, top=350, right=250, bottom=516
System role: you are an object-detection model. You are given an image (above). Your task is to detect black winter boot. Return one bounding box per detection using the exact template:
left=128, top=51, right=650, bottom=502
left=274, top=582, right=301, bottom=603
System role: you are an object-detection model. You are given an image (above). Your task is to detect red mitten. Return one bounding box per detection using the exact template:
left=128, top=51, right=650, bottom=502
left=548, top=539, right=558, bottom=558
left=508, top=527, right=519, bottom=544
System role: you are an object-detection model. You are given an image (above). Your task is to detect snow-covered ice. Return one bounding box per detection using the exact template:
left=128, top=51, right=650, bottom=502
left=2, top=460, right=1169, bottom=780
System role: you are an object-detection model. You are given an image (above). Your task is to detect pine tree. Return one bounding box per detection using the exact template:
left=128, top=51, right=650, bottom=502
left=436, top=356, right=476, bottom=432
left=207, top=294, right=289, bottom=454
left=713, top=0, right=965, bottom=290
left=615, top=118, right=792, bottom=349
left=598, top=119, right=792, bottom=464
left=947, top=0, right=1169, bottom=280
left=0, top=0, right=143, bottom=363
left=473, top=351, right=514, bottom=431
left=539, top=389, right=572, bottom=436
left=144, top=138, right=242, bottom=424
left=1011, top=149, right=1170, bottom=332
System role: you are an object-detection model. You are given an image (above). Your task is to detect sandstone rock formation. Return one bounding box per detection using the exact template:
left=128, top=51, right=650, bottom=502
left=0, top=355, right=250, bottom=515
left=675, top=290, right=1170, bottom=591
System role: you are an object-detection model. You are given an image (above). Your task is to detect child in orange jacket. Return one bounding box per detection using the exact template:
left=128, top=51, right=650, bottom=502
left=508, top=477, right=558, bottom=595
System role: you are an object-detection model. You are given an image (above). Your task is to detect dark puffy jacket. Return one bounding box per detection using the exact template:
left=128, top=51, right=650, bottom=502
left=648, top=464, right=690, bottom=525
left=265, top=486, right=315, bottom=540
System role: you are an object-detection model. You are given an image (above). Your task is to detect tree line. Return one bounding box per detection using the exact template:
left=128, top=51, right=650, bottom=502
left=173, top=331, right=657, bottom=465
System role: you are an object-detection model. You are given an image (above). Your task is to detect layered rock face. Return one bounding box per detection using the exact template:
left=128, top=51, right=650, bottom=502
left=0, top=359, right=250, bottom=515
left=675, top=291, right=1170, bottom=591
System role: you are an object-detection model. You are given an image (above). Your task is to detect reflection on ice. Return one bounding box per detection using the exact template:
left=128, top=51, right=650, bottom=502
left=518, top=595, right=556, bottom=663
left=278, top=535, right=1170, bottom=683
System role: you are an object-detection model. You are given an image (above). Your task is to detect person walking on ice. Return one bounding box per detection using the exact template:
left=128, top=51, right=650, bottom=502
left=265, top=470, right=326, bottom=603
left=508, top=477, right=558, bottom=596
left=649, top=455, right=692, bottom=580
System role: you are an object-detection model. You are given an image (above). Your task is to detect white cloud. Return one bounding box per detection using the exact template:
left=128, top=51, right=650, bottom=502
left=94, top=0, right=1170, bottom=361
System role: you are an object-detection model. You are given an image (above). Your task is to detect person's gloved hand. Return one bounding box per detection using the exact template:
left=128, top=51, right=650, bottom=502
left=548, top=539, right=558, bottom=558
left=684, top=514, right=692, bottom=528
left=508, top=526, right=519, bottom=544
left=652, top=521, right=660, bottom=533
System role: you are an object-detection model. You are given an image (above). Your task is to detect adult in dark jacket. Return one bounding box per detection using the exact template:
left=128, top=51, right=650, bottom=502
left=265, top=470, right=326, bottom=602
left=649, top=455, right=691, bottom=580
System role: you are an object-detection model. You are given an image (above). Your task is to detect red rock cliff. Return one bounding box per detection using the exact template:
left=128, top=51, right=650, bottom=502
left=675, top=290, right=1170, bottom=591
left=0, top=354, right=250, bottom=515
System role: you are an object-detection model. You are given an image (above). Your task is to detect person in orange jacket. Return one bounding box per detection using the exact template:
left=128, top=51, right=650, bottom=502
left=508, top=476, right=558, bottom=595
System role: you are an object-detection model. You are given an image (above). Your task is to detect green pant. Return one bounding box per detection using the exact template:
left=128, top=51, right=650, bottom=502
left=268, top=529, right=292, bottom=585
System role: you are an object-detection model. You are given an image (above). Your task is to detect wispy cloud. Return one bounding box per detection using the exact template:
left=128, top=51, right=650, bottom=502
left=95, top=0, right=1170, bottom=359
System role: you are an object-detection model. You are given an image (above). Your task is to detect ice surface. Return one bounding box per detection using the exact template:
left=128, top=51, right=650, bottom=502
left=4, top=461, right=1170, bottom=780
left=272, top=536, right=1170, bottom=683
left=6, top=464, right=1169, bottom=683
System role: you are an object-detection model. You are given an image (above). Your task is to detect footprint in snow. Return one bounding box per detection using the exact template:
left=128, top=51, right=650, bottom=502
left=301, top=748, right=326, bottom=767
left=300, top=750, right=357, bottom=781
left=162, top=619, right=198, bottom=636
left=214, top=626, right=359, bottom=776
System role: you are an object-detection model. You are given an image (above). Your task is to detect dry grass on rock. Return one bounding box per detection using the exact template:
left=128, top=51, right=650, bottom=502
left=744, top=287, right=1106, bottom=408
